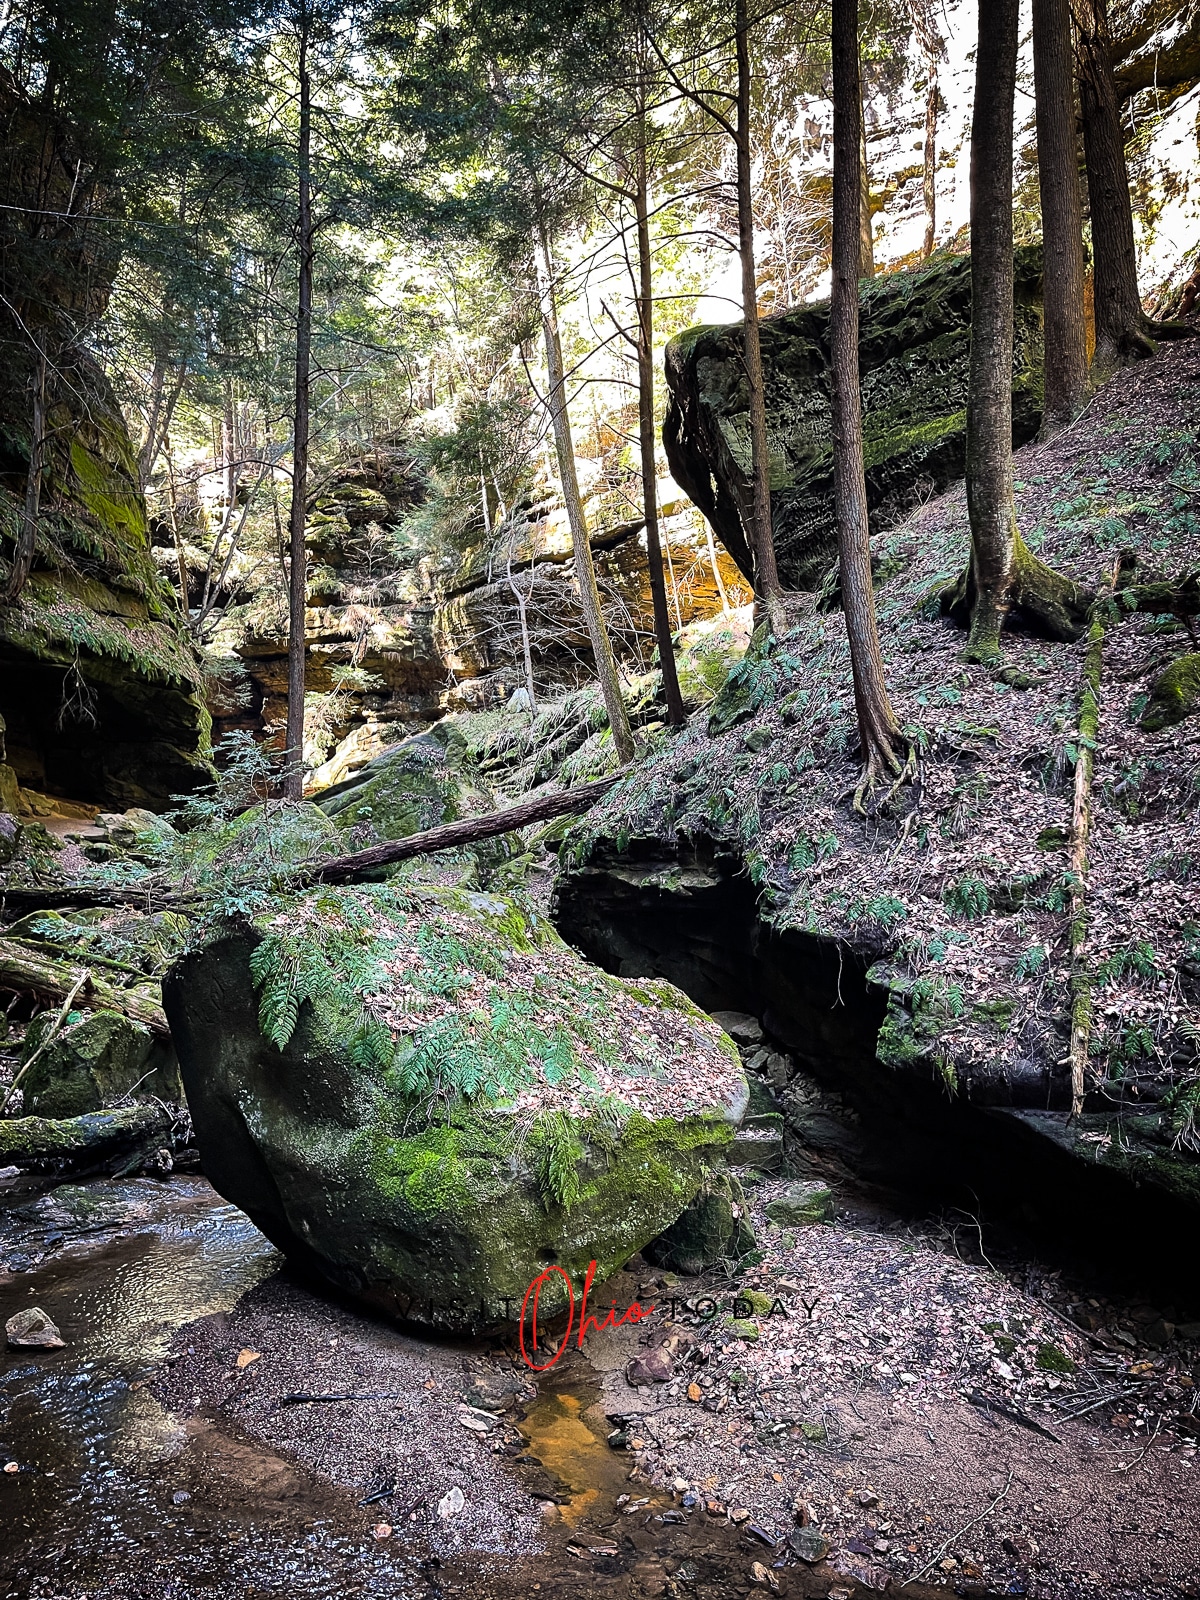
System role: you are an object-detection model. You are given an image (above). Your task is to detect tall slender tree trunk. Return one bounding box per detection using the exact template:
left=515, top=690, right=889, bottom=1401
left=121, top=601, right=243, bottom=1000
left=1073, top=0, right=1154, bottom=374
left=165, top=437, right=190, bottom=613
left=914, top=4, right=940, bottom=259
left=533, top=221, right=635, bottom=765
left=832, top=0, right=904, bottom=805
left=735, top=0, right=786, bottom=638
left=222, top=378, right=237, bottom=508
left=964, top=0, right=1022, bottom=662
left=706, top=524, right=730, bottom=612
left=138, top=359, right=187, bottom=491
left=922, top=75, right=938, bottom=257
left=284, top=9, right=313, bottom=798
left=858, top=114, right=874, bottom=278
left=505, top=533, right=537, bottom=716
left=634, top=89, right=685, bottom=726
left=955, top=0, right=1092, bottom=657
left=1034, top=0, right=1090, bottom=432
left=140, top=358, right=167, bottom=482
left=5, top=337, right=47, bottom=603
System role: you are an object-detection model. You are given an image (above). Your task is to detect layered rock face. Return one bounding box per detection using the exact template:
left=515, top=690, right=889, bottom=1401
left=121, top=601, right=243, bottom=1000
left=163, top=884, right=747, bottom=1331
left=213, top=451, right=445, bottom=757
left=663, top=248, right=1045, bottom=589
left=0, top=84, right=210, bottom=812
left=216, top=452, right=746, bottom=788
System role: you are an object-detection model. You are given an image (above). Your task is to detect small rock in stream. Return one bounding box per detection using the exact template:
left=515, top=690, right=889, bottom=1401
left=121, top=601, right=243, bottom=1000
left=436, top=1485, right=465, bottom=1519
left=5, top=1306, right=65, bottom=1348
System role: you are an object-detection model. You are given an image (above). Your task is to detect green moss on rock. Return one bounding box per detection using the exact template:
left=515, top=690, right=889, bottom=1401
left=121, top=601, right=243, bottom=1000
left=644, top=1170, right=755, bottom=1274
left=763, top=1180, right=834, bottom=1226
left=1140, top=653, right=1200, bottom=731
left=162, top=882, right=747, bottom=1331
left=664, top=247, right=1045, bottom=589
left=20, top=1008, right=182, bottom=1118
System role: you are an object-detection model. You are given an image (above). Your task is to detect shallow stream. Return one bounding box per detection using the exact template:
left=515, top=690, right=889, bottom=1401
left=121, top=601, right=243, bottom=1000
left=0, top=1179, right=966, bottom=1600
left=0, top=1187, right=421, bottom=1598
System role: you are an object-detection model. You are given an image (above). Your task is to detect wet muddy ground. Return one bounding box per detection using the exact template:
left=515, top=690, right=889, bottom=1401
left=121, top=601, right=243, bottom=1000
left=1, top=1175, right=1198, bottom=1600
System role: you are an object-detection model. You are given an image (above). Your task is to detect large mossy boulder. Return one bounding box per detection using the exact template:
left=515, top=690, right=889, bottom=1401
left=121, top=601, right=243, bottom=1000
left=162, top=884, right=746, bottom=1331
left=315, top=727, right=496, bottom=847
left=663, top=247, right=1045, bottom=589
left=20, top=1009, right=182, bottom=1119
left=1140, top=653, right=1200, bottom=731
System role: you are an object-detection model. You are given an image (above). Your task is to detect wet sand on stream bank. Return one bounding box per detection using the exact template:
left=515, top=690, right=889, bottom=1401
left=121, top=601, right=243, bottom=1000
left=1, top=1174, right=1198, bottom=1599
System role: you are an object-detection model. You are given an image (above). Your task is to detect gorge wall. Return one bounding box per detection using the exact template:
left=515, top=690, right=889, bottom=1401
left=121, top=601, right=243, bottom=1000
left=0, top=80, right=210, bottom=813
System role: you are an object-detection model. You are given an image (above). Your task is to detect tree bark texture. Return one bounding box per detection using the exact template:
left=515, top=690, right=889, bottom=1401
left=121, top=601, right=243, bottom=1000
left=284, top=10, right=313, bottom=799
left=309, top=771, right=625, bottom=884
left=1072, top=0, right=1153, bottom=374
left=735, top=0, right=786, bottom=638
left=534, top=222, right=636, bottom=764
left=831, top=0, right=903, bottom=796
left=635, top=98, right=685, bottom=726
left=953, top=0, right=1093, bottom=657
left=1034, top=0, right=1090, bottom=432
left=965, top=0, right=1022, bottom=662
left=4, top=337, right=46, bottom=602
left=859, top=112, right=875, bottom=278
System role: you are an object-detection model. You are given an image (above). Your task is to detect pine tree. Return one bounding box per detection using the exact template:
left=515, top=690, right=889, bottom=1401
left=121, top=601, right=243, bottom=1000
left=1072, top=0, right=1190, bottom=376
left=1033, top=0, right=1089, bottom=434
left=830, top=0, right=905, bottom=809
left=954, top=0, right=1091, bottom=662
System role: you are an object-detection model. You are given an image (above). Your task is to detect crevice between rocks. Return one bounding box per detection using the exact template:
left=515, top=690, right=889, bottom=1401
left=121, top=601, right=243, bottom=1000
left=553, top=839, right=1199, bottom=1306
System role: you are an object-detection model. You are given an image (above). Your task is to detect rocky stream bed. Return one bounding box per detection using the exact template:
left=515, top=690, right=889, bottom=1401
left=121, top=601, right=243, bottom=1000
left=1, top=1135, right=1198, bottom=1600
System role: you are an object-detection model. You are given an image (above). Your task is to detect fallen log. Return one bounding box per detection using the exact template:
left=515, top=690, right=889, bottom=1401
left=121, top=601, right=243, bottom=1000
left=304, top=771, right=626, bottom=885
left=1121, top=570, right=1200, bottom=631
left=0, top=1103, right=174, bottom=1175
left=0, top=882, right=180, bottom=912
left=0, top=937, right=169, bottom=1034
left=0, top=772, right=629, bottom=910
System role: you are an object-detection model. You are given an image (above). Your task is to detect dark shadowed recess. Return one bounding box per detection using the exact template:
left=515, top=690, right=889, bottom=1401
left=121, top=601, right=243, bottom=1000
left=553, top=839, right=1199, bottom=1310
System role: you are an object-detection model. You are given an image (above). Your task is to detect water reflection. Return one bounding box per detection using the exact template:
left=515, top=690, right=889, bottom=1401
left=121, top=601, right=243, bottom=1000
left=0, top=1198, right=427, bottom=1596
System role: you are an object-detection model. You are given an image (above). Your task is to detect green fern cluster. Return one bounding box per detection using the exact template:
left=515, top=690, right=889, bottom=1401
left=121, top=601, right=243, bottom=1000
left=529, top=1109, right=585, bottom=1208
left=390, top=995, right=580, bottom=1103
left=248, top=888, right=399, bottom=1073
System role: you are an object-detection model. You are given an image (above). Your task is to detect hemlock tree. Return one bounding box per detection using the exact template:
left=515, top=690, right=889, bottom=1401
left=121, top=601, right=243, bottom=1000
left=0, top=0, right=256, bottom=603
left=283, top=0, right=316, bottom=797
left=630, top=35, right=686, bottom=726
left=376, top=0, right=640, bottom=757
left=830, top=0, right=905, bottom=807
left=734, top=0, right=786, bottom=637
left=1072, top=0, right=1189, bottom=376
left=1073, top=0, right=1147, bottom=373
left=651, top=0, right=788, bottom=636
left=533, top=215, right=636, bottom=765
left=1033, top=0, right=1089, bottom=433
left=522, top=9, right=687, bottom=726
left=954, top=0, right=1090, bottom=663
